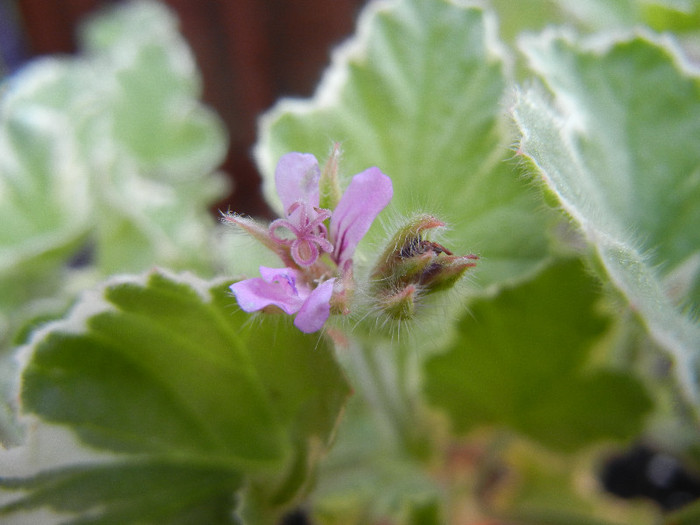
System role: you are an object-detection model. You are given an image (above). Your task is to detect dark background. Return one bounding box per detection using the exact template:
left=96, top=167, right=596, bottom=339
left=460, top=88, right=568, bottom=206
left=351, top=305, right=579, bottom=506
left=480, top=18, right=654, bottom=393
left=1, top=0, right=368, bottom=218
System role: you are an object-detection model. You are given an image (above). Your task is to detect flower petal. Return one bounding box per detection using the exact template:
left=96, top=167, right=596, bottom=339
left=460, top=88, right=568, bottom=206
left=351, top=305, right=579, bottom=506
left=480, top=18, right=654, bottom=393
left=258, top=266, right=312, bottom=297
left=231, top=267, right=306, bottom=314
left=275, top=152, right=321, bottom=212
left=330, top=167, right=393, bottom=269
left=294, top=278, right=335, bottom=333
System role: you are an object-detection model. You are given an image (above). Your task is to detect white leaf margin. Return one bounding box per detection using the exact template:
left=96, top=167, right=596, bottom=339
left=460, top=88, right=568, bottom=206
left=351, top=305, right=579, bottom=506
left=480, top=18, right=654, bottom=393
left=0, top=269, right=226, bottom=522
left=253, top=0, right=510, bottom=215
left=512, top=30, right=700, bottom=409
left=2, top=270, right=220, bottom=455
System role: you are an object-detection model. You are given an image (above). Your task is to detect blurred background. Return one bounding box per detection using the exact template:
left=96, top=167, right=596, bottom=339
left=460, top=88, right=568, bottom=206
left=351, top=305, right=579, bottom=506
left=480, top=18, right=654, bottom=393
left=0, top=0, right=368, bottom=218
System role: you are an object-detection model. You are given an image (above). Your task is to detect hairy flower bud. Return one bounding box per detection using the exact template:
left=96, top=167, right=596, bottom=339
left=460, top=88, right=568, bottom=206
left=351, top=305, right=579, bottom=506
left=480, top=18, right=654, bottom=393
left=375, top=284, right=417, bottom=319
left=370, top=214, right=477, bottom=319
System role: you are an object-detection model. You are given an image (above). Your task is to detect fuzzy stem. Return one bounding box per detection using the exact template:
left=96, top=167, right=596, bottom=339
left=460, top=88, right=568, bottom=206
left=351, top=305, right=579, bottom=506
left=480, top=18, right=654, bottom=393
left=352, top=338, right=432, bottom=461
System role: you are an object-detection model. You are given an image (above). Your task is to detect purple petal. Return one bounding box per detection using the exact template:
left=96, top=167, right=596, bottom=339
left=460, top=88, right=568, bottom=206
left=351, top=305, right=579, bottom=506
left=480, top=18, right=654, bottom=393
left=259, top=266, right=305, bottom=290
left=330, top=167, right=393, bottom=269
left=231, top=267, right=307, bottom=314
left=275, top=153, right=320, bottom=212
left=294, top=278, right=335, bottom=333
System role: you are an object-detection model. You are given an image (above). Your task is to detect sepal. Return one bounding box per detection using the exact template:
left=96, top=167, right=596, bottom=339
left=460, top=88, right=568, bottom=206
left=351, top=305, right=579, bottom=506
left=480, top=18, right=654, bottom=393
left=375, top=284, right=418, bottom=320
left=220, top=212, right=295, bottom=268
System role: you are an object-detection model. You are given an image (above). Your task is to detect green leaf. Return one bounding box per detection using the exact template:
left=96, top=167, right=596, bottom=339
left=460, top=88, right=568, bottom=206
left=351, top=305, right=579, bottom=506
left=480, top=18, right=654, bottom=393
left=0, top=461, right=243, bottom=525
left=310, top=396, right=440, bottom=525
left=0, top=0, right=228, bottom=312
left=554, top=0, right=700, bottom=31
left=80, top=1, right=227, bottom=180
left=1, top=270, right=350, bottom=521
left=0, top=61, right=92, bottom=317
left=255, top=0, right=552, bottom=290
left=512, top=33, right=700, bottom=409
left=0, top=5, right=230, bottom=441
left=22, top=275, right=283, bottom=463
left=0, top=64, right=93, bottom=445
left=423, top=259, right=652, bottom=451
left=489, top=0, right=567, bottom=46
left=77, top=2, right=228, bottom=275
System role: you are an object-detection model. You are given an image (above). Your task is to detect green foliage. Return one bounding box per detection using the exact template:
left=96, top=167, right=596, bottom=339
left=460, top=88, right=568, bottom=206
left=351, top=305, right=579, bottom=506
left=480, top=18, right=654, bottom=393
left=2, top=0, right=699, bottom=522
left=512, top=31, right=700, bottom=410
left=1, top=271, right=350, bottom=522
left=0, top=0, right=227, bottom=338
left=0, top=0, right=229, bottom=449
left=256, top=0, right=552, bottom=290
left=424, top=259, right=652, bottom=451
left=309, top=396, right=441, bottom=525
left=1, top=462, right=243, bottom=525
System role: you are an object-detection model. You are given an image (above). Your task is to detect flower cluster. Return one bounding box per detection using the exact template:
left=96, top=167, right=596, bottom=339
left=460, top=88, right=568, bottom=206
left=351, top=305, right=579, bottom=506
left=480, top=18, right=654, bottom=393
left=224, top=151, right=393, bottom=333
left=369, top=214, right=479, bottom=320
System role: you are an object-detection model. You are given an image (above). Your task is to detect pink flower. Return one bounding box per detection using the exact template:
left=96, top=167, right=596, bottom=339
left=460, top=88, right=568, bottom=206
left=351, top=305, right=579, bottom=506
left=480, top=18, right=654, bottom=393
left=231, top=267, right=335, bottom=333
left=227, top=152, right=392, bottom=332
left=268, top=153, right=333, bottom=267
left=330, top=166, right=393, bottom=271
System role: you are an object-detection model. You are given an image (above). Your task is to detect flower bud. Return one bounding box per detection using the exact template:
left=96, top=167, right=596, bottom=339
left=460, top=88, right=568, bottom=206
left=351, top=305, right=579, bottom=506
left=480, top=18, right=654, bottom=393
left=376, top=284, right=417, bottom=320
left=319, top=142, right=343, bottom=210
left=369, top=214, right=477, bottom=319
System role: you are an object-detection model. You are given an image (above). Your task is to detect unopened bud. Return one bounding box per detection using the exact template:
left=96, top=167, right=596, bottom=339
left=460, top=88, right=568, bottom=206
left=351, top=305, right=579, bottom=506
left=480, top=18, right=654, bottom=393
left=370, top=214, right=477, bottom=319
left=416, top=253, right=479, bottom=292
left=376, top=284, right=417, bottom=320
left=319, top=142, right=343, bottom=210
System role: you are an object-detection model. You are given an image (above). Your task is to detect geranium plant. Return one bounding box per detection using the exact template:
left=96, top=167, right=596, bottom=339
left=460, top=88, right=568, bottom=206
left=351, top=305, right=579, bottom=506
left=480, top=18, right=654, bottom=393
left=1, top=0, right=699, bottom=524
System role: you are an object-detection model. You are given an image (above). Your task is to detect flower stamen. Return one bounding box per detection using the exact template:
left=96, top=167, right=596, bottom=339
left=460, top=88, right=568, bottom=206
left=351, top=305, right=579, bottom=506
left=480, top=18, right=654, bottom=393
left=269, top=203, right=333, bottom=267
